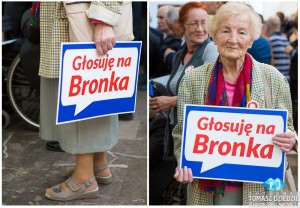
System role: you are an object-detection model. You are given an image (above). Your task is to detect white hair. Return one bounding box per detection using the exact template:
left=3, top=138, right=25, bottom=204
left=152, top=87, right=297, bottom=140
left=206, top=2, right=262, bottom=41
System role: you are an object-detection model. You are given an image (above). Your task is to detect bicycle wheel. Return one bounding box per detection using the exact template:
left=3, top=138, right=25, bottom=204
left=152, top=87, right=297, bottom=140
left=6, top=53, right=40, bottom=128
left=2, top=110, right=11, bottom=129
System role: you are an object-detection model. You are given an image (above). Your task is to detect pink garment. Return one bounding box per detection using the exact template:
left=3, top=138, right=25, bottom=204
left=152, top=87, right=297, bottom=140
left=225, top=185, right=241, bottom=191
left=224, top=80, right=241, bottom=191
left=225, top=81, right=236, bottom=106
left=91, top=19, right=107, bottom=25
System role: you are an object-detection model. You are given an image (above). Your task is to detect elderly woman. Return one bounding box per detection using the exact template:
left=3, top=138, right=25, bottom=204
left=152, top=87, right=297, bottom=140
left=172, top=2, right=297, bottom=205
left=149, top=2, right=218, bottom=158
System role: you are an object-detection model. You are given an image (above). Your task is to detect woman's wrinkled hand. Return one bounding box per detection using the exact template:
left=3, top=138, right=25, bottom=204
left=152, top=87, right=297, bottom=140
left=174, top=166, right=193, bottom=184
left=272, top=132, right=297, bottom=153
left=94, top=24, right=116, bottom=55
left=149, top=96, right=176, bottom=112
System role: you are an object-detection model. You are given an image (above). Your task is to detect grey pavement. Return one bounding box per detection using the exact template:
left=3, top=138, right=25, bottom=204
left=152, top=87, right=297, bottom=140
left=2, top=88, right=147, bottom=205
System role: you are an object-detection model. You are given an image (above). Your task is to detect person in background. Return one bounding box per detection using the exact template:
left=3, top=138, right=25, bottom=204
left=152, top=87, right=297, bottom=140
left=265, top=15, right=291, bottom=82
left=164, top=6, right=184, bottom=71
left=247, top=13, right=273, bottom=64
left=286, top=11, right=298, bottom=42
left=149, top=28, right=167, bottom=79
left=276, top=11, right=291, bottom=35
left=150, top=5, right=182, bottom=78
left=150, top=1, right=218, bottom=149
left=159, top=5, right=182, bottom=74
left=149, top=2, right=218, bottom=204
left=202, top=1, right=226, bottom=15
left=285, top=15, right=298, bottom=132
left=39, top=2, right=134, bottom=201
left=166, top=6, right=184, bottom=41
left=157, top=5, right=173, bottom=38
left=172, top=2, right=297, bottom=205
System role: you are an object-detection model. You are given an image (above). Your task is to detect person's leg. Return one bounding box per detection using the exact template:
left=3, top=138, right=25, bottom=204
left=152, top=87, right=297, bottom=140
left=73, top=153, right=95, bottom=184
left=93, top=152, right=111, bottom=177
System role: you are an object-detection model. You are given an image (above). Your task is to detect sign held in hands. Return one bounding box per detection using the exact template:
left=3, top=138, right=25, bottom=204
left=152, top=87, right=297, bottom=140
left=181, top=105, right=287, bottom=183
left=57, top=41, right=142, bottom=124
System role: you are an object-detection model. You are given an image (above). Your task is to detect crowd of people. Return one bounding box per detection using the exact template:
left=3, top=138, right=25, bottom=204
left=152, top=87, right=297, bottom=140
left=149, top=1, right=298, bottom=205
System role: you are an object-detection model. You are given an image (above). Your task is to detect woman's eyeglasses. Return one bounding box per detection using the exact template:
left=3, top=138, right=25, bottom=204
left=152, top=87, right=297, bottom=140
left=185, top=21, right=206, bottom=30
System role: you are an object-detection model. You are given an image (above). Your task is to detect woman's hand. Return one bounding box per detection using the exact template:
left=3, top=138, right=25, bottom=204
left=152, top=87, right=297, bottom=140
left=272, top=132, right=297, bottom=153
left=149, top=96, right=177, bottom=112
left=174, top=166, right=193, bottom=184
left=94, top=24, right=116, bottom=55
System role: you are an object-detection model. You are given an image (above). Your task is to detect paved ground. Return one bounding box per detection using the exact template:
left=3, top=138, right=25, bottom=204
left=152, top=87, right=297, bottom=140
left=2, top=88, right=147, bottom=205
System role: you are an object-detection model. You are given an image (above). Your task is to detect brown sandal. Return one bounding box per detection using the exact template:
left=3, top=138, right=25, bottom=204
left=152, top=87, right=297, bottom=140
left=64, top=164, right=112, bottom=185
left=45, top=176, right=98, bottom=201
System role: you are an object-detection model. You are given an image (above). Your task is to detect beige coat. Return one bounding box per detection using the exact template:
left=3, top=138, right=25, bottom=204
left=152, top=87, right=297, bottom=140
left=39, top=2, right=133, bottom=154
left=39, top=1, right=134, bottom=78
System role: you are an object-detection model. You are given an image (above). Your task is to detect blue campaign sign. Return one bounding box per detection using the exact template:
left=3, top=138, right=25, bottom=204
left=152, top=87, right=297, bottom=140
left=181, top=105, right=287, bottom=183
left=56, top=41, right=142, bottom=124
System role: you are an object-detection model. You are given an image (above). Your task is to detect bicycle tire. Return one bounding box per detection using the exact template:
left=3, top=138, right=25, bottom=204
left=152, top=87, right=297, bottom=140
left=6, top=53, right=40, bottom=128
left=2, top=110, right=11, bottom=129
